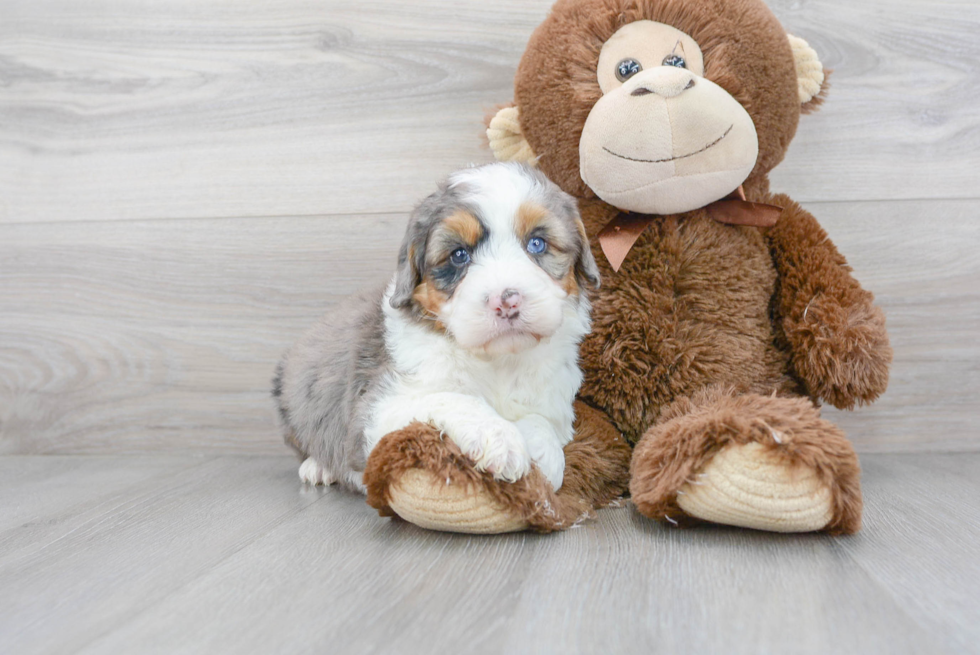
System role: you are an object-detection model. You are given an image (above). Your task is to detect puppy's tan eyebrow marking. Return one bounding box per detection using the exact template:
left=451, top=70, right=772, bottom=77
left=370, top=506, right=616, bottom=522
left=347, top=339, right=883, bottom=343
left=516, top=202, right=549, bottom=240
left=442, top=209, right=484, bottom=247
left=518, top=201, right=578, bottom=258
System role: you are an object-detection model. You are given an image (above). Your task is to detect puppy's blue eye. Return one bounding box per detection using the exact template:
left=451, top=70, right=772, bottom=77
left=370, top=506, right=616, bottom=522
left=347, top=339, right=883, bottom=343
left=450, top=248, right=470, bottom=266
left=526, top=237, right=547, bottom=255
left=662, top=54, right=686, bottom=69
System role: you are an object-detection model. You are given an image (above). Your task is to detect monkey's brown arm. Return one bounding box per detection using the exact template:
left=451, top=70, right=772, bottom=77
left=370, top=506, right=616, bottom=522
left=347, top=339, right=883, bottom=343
left=765, top=194, right=892, bottom=409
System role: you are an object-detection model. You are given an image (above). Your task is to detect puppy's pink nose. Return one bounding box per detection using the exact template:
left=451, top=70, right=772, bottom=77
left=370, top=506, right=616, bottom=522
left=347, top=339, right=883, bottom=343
left=490, top=289, right=522, bottom=319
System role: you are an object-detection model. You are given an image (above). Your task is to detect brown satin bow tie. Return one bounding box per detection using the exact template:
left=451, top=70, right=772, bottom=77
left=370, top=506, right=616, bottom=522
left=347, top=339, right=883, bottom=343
left=597, top=186, right=783, bottom=272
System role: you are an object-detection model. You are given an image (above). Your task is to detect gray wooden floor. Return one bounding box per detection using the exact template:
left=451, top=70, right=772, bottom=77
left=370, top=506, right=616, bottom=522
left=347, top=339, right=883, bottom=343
left=1, top=453, right=978, bottom=655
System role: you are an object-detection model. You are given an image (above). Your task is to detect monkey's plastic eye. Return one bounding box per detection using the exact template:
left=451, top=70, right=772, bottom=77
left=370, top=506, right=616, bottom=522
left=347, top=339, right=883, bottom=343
left=526, top=237, right=547, bottom=255
left=615, top=58, right=642, bottom=82
left=450, top=248, right=470, bottom=266
left=662, top=54, right=687, bottom=69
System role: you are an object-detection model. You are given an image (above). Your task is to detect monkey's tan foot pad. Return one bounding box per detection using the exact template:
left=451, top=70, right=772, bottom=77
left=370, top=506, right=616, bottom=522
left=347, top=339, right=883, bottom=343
left=629, top=391, right=862, bottom=534
left=387, top=469, right=527, bottom=534
left=676, top=442, right=833, bottom=532
left=364, top=421, right=595, bottom=534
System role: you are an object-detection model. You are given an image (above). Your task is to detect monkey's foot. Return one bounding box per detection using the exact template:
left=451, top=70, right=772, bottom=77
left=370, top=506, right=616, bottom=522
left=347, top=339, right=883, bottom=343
left=364, top=403, right=631, bottom=534
left=630, top=389, right=862, bottom=534
left=386, top=468, right=530, bottom=534
left=675, top=442, right=833, bottom=532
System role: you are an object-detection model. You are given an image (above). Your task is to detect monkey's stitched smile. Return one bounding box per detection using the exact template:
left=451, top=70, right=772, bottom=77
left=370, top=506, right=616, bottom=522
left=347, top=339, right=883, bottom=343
left=602, top=124, right=734, bottom=163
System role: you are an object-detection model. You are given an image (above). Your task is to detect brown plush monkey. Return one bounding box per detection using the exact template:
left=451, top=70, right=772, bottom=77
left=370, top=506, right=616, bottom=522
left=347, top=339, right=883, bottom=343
left=364, top=0, right=892, bottom=535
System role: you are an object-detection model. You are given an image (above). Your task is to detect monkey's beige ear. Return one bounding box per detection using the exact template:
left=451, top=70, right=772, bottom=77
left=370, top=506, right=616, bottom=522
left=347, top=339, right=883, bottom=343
left=788, top=35, right=830, bottom=113
left=487, top=105, right=537, bottom=164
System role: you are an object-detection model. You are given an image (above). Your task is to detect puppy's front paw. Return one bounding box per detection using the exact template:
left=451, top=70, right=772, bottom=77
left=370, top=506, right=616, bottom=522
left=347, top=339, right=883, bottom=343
left=451, top=420, right=531, bottom=483
left=527, top=441, right=565, bottom=492
left=518, top=417, right=566, bottom=491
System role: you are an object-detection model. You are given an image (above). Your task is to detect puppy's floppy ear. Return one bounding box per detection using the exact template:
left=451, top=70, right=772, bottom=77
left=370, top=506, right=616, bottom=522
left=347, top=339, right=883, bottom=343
left=391, top=186, right=456, bottom=309
left=543, top=177, right=600, bottom=290
left=390, top=206, right=430, bottom=309
left=574, top=218, right=601, bottom=289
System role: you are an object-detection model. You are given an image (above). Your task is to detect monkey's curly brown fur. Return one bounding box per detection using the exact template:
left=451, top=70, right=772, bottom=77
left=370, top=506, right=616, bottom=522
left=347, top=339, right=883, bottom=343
left=503, top=0, right=892, bottom=533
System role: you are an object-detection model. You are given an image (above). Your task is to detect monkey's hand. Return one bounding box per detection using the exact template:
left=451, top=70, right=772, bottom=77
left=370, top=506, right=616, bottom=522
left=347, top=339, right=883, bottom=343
left=765, top=194, right=892, bottom=409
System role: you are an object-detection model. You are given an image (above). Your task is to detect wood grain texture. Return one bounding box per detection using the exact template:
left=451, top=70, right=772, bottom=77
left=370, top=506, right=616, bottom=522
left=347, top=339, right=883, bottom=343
left=0, top=453, right=974, bottom=655
left=0, top=212, right=404, bottom=454
left=1, top=0, right=978, bottom=225
left=0, top=456, right=324, bottom=655
left=814, top=199, right=980, bottom=451
left=768, top=0, right=980, bottom=202
left=840, top=454, right=980, bottom=654
left=0, top=0, right=548, bottom=224
left=1, top=199, right=977, bottom=454
left=0, top=455, right=194, bottom=535
left=0, top=201, right=980, bottom=454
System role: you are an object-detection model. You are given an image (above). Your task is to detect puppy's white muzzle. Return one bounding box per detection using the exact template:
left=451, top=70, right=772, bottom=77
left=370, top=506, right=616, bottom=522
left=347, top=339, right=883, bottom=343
left=443, top=254, right=567, bottom=353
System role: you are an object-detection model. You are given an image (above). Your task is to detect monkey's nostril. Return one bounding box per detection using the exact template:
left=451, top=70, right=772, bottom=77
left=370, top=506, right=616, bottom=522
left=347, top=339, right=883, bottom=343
left=631, top=87, right=654, bottom=97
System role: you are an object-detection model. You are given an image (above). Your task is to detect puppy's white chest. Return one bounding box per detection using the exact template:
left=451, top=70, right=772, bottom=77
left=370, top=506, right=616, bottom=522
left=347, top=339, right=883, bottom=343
left=473, top=357, right=575, bottom=424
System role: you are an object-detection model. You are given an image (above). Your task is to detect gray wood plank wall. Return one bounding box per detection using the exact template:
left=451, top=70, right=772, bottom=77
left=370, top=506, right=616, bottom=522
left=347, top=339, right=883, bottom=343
left=1, top=0, right=978, bottom=454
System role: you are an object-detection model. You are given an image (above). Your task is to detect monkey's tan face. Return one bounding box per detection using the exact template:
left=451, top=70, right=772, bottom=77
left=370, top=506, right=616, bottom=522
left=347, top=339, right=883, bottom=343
left=579, top=20, right=759, bottom=215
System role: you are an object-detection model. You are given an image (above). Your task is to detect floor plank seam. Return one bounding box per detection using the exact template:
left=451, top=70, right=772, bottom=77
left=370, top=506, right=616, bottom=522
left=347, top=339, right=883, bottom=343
left=0, top=457, right=219, bottom=570
left=68, top=483, right=335, bottom=653
left=0, top=209, right=408, bottom=229
left=829, top=538, right=958, bottom=654
left=4, top=196, right=979, bottom=229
